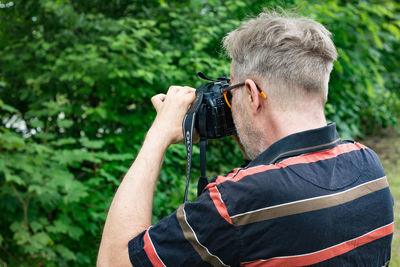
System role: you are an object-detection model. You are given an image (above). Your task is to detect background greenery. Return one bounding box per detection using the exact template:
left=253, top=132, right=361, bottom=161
left=0, top=0, right=399, bottom=265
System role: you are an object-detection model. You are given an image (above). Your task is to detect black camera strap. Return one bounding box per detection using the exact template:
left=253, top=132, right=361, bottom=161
left=182, top=109, right=195, bottom=203
left=197, top=105, right=209, bottom=196
left=182, top=91, right=207, bottom=203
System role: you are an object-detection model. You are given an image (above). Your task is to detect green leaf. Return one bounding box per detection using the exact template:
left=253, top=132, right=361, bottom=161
left=55, top=244, right=77, bottom=261
left=57, top=119, right=74, bottom=128
left=30, top=221, right=44, bottom=233
left=99, top=169, right=119, bottom=184
left=68, top=226, right=84, bottom=240
left=63, top=180, right=88, bottom=203
left=5, top=172, right=26, bottom=186
left=30, top=119, right=45, bottom=128
left=46, top=220, right=70, bottom=234
left=50, top=138, right=77, bottom=146
left=0, top=133, right=25, bottom=150
left=0, top=101, right=18, bottom=113
left=80, top=137, right=105, bottom=149
left=32, top=232, right=52, bottom=246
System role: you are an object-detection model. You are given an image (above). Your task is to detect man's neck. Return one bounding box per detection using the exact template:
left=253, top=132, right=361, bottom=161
left=262, top=109, right=327, bottom=151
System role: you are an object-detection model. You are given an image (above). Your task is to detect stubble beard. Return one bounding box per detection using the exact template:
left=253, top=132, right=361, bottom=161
left=232, top=97, right=265, bottom=160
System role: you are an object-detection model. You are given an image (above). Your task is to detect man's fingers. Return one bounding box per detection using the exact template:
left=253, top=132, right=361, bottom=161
left=180, top=87, right=196, bottom=100
left=183, top=86, right=196, bottom=93
left=184, top=90, right=196, bottom=106
left=167, top=86, right=195, bottom=95
left=166, top=86, right=180, bottom=96
left=151, top=94, right=166, bottom=112
left=152, top=86, right=196, bottom=115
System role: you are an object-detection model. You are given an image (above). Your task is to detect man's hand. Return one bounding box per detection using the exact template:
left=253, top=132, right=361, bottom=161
left=150, top=86, right=196, bottom=145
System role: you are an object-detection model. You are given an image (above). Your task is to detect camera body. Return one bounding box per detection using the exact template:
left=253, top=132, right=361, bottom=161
left=191, top=75, right=236, bottom=139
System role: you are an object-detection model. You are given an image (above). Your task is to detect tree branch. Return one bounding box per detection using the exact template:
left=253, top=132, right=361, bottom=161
left=10, top=183, right=30, bottom=231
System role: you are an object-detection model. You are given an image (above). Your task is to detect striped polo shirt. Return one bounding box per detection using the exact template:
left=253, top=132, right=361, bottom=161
left=128, top=123, right=394, bottom=266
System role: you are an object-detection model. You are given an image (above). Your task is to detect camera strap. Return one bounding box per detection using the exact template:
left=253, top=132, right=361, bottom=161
left=197, top=105, right=209, bottom=196
left=182, top=91, right=205, bottom=203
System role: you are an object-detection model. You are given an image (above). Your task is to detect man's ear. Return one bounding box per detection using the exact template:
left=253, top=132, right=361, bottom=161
left=245, top=79, right=263, bottom=115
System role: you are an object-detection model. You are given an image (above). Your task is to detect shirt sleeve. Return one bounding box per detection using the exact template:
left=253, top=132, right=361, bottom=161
left=128, top=187, right=240, bottom=267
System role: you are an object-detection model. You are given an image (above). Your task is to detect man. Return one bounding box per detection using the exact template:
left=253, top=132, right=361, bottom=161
left=98, top=11, right=394, bottom=266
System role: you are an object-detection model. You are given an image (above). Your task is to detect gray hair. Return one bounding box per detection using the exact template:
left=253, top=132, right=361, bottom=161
left=223, top=10, right=338, bottom=108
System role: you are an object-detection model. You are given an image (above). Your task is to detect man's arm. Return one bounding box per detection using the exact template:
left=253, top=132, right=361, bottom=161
left=97, top=86, right=196, bottom=266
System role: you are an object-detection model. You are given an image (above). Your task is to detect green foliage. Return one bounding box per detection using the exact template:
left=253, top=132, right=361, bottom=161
left=0, top=0, right=399, bottom=265
left=300, top=0, right=400, bottom=138
left=0, top=115, right=131, bottom=265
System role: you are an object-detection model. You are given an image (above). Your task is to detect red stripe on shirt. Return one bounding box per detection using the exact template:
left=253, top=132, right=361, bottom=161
left=143, top=229, right=165, bottom=267
left=242, top=222, right=394, bottom=267
left=212, top=142, right=366, bottom=186
left=208, top=186, right=233, bottom=225
left=226, top=167, right=240, bottom=178
left=205, top=168, right=240, bottom=190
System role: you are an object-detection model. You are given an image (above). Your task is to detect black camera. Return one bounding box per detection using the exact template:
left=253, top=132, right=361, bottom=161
left=182, top=72, right=236, bottom=202
left=183, top=72, right=236, bottom=140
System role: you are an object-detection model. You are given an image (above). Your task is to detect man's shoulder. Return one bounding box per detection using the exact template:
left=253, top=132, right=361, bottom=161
left=205, top=140, right=387, bottom=219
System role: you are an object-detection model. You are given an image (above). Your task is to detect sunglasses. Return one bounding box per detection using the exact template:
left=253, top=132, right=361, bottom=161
left=221, top=81, right=267, bottom=108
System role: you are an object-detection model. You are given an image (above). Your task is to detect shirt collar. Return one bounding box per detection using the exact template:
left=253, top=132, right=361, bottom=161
left=249, top=123, right=341, bottom=166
